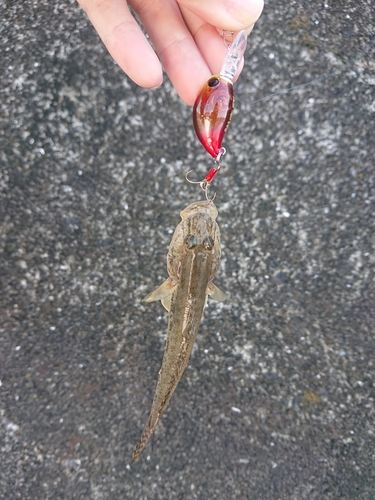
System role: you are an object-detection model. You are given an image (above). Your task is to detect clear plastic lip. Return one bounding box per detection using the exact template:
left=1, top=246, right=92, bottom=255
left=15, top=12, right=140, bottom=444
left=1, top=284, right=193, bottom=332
left=219, top=30, right=248, bottom=81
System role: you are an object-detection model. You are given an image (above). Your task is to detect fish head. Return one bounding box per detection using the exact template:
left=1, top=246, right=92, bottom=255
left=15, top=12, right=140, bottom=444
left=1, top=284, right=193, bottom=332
left=180, top=201, right=219, bottom=254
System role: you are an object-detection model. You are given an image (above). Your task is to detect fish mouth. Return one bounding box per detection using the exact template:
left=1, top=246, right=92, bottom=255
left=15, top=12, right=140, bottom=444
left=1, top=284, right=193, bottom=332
left=180, top=200, right=218, bottom=221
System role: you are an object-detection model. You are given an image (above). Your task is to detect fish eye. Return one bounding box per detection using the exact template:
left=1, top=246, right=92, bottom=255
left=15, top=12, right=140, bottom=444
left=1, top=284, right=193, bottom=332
left=204, top=236, right=214, bottom=251
left=186, top=235, right=198, bottom=249
left=208, top=77, right=220, bottom=88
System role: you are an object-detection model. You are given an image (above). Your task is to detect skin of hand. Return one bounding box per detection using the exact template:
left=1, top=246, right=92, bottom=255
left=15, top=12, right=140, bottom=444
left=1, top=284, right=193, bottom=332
left=77, top=0, right=264, bottom=105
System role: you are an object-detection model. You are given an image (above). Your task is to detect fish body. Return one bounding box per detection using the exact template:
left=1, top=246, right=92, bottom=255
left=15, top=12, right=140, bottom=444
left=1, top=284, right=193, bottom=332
left=131, top=201, right=226, bottom=462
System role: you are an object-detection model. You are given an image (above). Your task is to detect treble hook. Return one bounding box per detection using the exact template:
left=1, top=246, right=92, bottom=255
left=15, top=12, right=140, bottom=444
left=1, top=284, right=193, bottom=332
left=185, top=170, right=216, bottom=202
left=185, top=147, right=225, bottom=201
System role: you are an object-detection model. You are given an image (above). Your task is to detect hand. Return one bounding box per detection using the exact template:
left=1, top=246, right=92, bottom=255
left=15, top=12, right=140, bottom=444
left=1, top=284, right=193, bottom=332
left=77, top=0, right=264, bottom=105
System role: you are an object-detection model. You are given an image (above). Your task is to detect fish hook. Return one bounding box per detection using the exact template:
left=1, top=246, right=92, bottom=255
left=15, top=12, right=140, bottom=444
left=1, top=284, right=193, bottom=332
left=185, top=148, right=225, bottom=201
left=185, top=170, right=216, bottom=202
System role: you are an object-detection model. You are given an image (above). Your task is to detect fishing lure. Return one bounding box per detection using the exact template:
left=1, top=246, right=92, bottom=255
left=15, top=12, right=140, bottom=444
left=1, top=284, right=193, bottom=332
left=131, top=201, right=226, bottom=463
left=192, top=30, right=248, bottom=190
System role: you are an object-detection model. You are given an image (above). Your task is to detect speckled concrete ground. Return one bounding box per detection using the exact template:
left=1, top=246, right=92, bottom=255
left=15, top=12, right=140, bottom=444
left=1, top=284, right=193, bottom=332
left=1, top=1, right=375, bottom=499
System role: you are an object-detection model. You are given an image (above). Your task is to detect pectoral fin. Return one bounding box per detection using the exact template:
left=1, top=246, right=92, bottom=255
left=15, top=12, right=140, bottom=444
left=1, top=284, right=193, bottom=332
left=207, top=282, right=227, bottom=302
left=161, top=295, right=172, bottom=312
left=143, top=278, right=177, bottom=312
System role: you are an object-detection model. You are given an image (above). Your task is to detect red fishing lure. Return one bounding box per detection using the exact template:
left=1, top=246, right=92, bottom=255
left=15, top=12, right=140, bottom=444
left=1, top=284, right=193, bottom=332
left=193, top=75, right=234, bottom=159
left=192, top=31, right=247, bottom=188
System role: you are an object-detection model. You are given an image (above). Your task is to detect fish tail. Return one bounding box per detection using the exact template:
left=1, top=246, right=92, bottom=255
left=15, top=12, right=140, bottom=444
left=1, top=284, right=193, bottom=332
left=131, top=415, right=157, bottom=463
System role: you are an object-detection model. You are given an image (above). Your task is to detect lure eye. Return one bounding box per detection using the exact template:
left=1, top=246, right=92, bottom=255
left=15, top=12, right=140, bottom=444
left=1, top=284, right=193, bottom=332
left=204, top=236, right=214, bottom=251
left=208, top=77, right=220, bottom=88
left=186, top=235, right=198, bottom=249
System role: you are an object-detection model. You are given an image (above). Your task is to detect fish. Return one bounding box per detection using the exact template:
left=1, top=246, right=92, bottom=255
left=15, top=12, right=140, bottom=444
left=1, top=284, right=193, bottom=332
left=131, top=200, right=227, bottom=463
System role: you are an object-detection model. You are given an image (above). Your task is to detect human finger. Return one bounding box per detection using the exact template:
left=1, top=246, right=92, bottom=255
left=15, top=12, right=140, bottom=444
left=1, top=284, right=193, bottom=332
left=179, top=7, right=232, bottom=76
left=77, top=0, right=163, bottom=88
left=179, top=7, right=245, bottom=86
left=131, top=0, right=212, bottom=105
left=177, top=0, right=264, bottom=32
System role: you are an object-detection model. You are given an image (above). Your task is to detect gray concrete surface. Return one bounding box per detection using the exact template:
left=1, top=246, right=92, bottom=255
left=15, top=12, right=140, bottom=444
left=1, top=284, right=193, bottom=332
left=1, top=0, right=375, bottom=498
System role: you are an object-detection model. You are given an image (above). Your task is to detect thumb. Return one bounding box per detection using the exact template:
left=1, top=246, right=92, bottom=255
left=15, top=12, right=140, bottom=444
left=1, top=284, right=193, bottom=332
left=177, top=0, right=264, bottom=31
